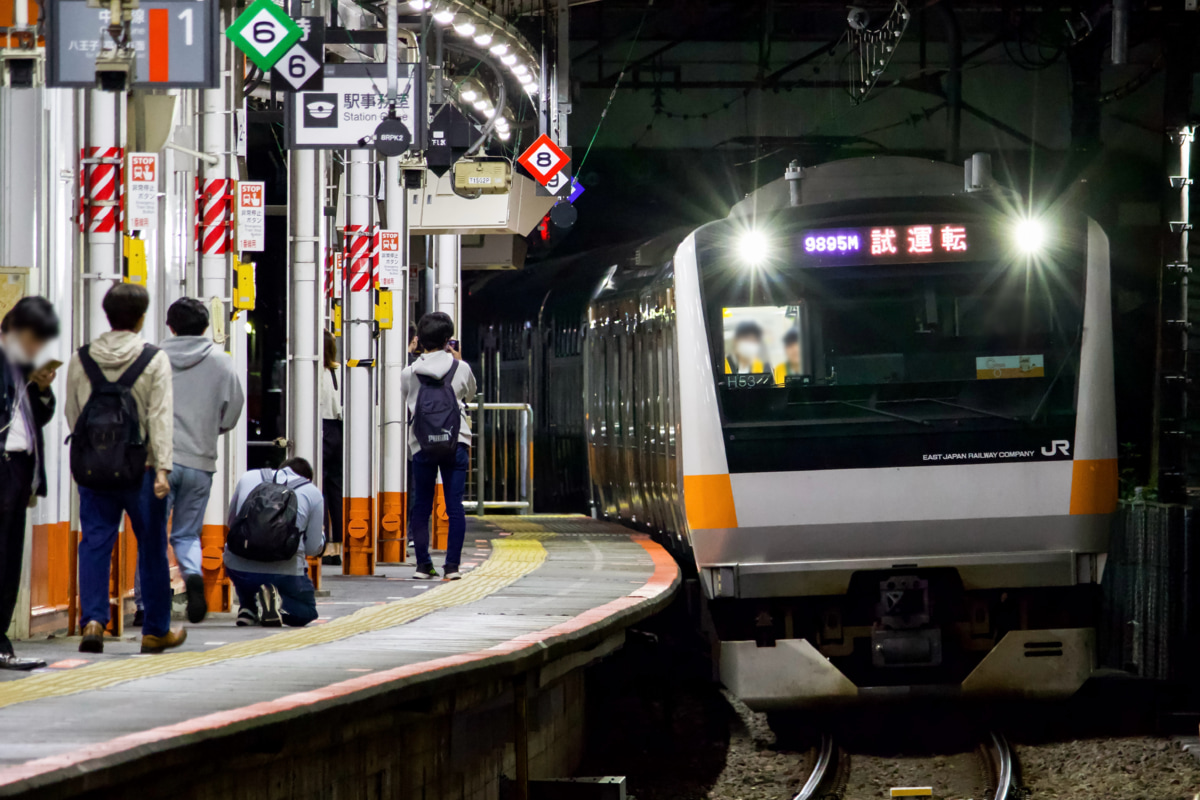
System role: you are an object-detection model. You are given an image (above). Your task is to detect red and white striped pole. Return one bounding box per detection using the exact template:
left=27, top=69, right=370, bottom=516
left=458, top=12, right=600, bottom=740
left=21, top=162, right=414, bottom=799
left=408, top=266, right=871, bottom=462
left=345, top=223, right=372, bottom=293
left=196, top=178, right=232, bottom=259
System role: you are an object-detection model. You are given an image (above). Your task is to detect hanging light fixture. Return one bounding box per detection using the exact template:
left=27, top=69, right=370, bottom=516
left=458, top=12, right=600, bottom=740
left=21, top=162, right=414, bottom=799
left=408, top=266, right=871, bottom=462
left=489, top=41, right=509, bottom=56
left=473, top=31, right=493, bottom=46
left=453, top=17, right=476, bottom=36
left=433, top=8, right=455, bottom=24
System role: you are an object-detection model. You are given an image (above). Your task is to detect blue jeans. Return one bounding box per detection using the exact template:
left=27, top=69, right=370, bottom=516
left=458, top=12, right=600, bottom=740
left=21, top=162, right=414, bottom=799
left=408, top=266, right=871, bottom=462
left=79, top=469, right=171, bottom=637
left=166, top=465, right=212, bottom=576
left=134, top=464, right=213, bottom=608
left=227, top=568, right=318, bottom=627
left=409, top=443, right=469, bottom=572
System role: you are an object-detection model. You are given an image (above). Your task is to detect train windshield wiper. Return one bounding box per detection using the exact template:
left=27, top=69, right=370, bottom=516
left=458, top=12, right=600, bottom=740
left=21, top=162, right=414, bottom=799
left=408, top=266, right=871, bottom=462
left=834, top=400, right=931, bottom=427
left=909, top=398, right=1019, bottom=422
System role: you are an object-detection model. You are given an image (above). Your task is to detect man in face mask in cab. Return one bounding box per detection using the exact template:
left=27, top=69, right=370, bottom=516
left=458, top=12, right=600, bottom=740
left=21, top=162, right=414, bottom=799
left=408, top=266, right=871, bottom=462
left=726, top=320, right=770, bottom=375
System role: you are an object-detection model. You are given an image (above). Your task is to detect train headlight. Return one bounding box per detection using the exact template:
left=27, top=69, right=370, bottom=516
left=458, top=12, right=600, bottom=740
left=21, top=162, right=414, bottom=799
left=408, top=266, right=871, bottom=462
left=1015, top=217, right=1047, bottom=254
left=739, top=229, right=771, bottom=267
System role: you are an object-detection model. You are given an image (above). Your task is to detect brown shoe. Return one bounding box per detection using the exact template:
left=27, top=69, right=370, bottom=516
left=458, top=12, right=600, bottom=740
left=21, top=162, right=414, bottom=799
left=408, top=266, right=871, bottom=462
left=79, top=621, right=104, bottom=654
left=140, top=627, right=187, bottom=654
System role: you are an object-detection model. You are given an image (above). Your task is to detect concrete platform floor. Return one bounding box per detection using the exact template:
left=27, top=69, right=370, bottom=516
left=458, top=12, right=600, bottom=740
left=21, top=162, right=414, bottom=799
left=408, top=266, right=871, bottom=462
left=0, top=515, right=677, bottom=789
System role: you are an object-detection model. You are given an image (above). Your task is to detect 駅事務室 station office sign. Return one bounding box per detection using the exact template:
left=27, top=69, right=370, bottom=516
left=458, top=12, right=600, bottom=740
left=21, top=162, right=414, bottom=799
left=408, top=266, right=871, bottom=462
left=286, top=64, right=418, bottom=150
left=46, top=0, right=218, bottom=88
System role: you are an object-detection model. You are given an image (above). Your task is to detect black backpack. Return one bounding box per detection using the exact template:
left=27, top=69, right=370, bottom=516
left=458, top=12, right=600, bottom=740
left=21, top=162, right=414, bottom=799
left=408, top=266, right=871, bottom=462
left=228, top=469, right=309, bottom=562
left=69, top=344, right=158, bottom=491
left=411, top=360, right=461, bottom=457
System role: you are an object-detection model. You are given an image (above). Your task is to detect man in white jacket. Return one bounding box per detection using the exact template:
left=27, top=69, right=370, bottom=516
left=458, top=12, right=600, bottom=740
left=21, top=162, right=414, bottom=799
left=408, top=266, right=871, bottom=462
left=65, top=284, right=186, bottom=655
left=401, top=312, right=476, bottom=581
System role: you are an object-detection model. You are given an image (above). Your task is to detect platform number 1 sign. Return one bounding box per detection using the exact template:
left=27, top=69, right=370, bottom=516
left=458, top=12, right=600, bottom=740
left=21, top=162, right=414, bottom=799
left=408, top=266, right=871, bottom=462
left=226, top=0, right=303, bottom=72
left=517, top=134, right=570, bottom=186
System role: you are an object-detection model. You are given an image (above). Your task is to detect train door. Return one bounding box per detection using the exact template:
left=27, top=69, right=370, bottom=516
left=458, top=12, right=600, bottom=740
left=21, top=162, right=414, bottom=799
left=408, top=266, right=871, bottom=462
left=617, top=306, right=635, bottom=520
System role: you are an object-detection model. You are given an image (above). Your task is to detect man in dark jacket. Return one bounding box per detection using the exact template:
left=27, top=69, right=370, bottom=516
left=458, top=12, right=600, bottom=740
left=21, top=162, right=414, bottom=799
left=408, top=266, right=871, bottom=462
left=0, top=297, right=60, bottom=670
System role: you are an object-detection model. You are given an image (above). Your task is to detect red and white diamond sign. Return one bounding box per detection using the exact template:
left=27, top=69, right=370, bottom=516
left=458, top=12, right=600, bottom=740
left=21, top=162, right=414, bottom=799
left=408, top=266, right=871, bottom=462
left=517, top=134, right=570, bottom=186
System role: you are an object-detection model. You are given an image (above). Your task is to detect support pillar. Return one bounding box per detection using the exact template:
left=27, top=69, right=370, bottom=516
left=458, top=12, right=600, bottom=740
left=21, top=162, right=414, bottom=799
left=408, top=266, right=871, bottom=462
left=83, top=89, right=130, bottom=631
left=432, top=234, right=459, bottom=543
left=435, top=234, right=460, bottom=327
left=289, top=150, right=322, bottom=465
left=344, top=149, right=376, bottom=575
left=197, top=17, right=241, bottom=611
left=84, top=90, right=122, bottom=339
left=378, top=158, right=408, bottom=563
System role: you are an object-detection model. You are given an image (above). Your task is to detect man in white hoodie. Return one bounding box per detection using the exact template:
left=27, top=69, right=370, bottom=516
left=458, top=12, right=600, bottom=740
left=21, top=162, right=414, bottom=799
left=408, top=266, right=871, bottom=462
left=401, top=312, right=476, bottom=581
left=65, top=284, right=186, bottom=655
left=134, top=298, right=243, bottom=625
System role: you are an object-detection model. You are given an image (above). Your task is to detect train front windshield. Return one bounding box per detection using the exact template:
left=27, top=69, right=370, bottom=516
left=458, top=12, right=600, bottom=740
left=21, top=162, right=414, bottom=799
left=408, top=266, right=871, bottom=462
left=707, top=224, right=1085, bottom=439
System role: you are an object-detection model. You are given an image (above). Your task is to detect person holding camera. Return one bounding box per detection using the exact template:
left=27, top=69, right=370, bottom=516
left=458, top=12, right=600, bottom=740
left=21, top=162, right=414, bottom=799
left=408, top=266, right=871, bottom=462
left=402, top=312, right=476, bottom=581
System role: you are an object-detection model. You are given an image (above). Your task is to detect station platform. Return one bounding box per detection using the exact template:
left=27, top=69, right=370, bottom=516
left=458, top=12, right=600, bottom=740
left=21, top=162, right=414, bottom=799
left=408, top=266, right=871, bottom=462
left=0, top=516, right=678, bottom=799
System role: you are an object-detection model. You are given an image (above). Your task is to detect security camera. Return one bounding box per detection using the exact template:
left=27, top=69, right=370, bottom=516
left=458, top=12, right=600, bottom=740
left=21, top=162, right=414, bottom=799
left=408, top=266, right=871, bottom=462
left=0, top=54, right=37, bottom=88
left=94, top=49, right=136, bottom=92
left=847, top=6, right=870, bottom=30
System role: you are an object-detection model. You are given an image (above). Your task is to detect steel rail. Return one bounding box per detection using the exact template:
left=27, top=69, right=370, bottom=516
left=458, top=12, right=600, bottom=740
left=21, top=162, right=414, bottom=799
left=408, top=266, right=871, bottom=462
left=988, top=731, right=1017, bottom=800
left=793, top=733, right=835, bottom=800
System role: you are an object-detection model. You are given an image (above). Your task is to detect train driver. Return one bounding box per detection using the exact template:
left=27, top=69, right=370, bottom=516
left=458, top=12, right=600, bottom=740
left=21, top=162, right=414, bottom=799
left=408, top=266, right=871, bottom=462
left=725, top=320, right=770, bottom=375
left=773, top=328, right=803, bottom=386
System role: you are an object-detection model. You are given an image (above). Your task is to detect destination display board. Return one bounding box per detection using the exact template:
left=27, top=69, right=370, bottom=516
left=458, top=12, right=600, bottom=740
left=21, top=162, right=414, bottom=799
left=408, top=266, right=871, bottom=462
left=795, top=223, right=984, bottom=267
left=47, top=0, right=218, bottom=88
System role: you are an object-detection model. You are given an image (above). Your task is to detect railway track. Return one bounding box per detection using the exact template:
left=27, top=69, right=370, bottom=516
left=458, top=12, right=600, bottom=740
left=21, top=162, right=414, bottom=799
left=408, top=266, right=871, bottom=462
left=794, top=730, right=1021, bottom=800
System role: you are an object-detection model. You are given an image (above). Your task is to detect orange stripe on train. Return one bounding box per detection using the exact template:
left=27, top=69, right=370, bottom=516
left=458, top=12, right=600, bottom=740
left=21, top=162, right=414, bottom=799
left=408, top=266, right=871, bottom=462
left=1069, top=458, right=1119, bottom=515
left=683, top=474, right=739, bottom=529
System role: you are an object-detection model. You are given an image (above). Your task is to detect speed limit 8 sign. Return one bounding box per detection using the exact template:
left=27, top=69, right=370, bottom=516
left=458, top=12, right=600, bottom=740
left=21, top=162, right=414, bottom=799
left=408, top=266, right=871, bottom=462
left=225, top=0, right=303, bottom=71
left=517, top=134, right=570, bottom=186
left=271, top=17, right=325, bottom=92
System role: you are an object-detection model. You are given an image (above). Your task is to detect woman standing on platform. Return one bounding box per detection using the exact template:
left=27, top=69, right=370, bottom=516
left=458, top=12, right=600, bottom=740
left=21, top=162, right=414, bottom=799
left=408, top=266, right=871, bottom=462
left=320, top=330, right=344, bottom=567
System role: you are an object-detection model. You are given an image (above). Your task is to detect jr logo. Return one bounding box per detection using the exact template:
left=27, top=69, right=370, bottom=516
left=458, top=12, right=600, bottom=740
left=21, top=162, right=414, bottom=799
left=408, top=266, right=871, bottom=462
left=1041, top=440, right=1071, bottom=457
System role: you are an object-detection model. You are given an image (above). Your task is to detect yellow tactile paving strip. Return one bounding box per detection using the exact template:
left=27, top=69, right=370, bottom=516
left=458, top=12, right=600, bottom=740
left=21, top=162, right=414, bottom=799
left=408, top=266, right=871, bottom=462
left=0, top=536, right=549, bottom=712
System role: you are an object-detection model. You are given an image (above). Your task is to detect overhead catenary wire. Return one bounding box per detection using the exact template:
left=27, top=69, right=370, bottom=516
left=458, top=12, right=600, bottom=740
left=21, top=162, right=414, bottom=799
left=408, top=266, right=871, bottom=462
left=573, top=0, right=654, bottom=180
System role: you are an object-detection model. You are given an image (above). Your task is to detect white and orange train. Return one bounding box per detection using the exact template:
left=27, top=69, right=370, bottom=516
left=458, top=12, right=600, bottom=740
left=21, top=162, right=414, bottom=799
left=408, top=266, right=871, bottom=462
left=475, top=154, right=1117, bottom=707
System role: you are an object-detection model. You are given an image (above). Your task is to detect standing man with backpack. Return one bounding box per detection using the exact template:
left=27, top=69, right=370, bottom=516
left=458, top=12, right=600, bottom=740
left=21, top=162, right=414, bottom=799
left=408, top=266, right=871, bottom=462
left=402, top=312, right=477, bottom=581
left=65, top=284, right=186, bottom=654
left=132, top=298, right=243, bottom=625
left=0, top=297, right=60, bottom=670
left=224, top=458, right=325, bottom=627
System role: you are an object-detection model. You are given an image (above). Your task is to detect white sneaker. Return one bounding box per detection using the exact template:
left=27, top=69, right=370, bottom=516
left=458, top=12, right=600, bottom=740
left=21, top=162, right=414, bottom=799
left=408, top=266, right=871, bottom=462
left=413, top=566, right=439, bottom=580
left=444, top=571, right=462, bottom=581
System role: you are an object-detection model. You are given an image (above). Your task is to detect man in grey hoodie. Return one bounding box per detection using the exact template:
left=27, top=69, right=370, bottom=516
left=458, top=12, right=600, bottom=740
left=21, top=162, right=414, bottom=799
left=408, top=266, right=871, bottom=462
left=401, top=312, right=476, bottom=581
left=153, top=298, right=243, bottom=624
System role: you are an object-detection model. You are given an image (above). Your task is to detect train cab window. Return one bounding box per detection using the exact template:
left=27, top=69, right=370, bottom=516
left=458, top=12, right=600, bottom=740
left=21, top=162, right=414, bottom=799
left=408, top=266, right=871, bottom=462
left=722, top=306, right=810, bottom=387
left=709, top=259, right=1084, bottom=435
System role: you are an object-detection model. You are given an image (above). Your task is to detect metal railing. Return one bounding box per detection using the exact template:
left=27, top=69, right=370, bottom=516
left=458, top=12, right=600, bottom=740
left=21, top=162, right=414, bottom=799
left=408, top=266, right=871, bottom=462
left=469, top=401, right=533, bottom=515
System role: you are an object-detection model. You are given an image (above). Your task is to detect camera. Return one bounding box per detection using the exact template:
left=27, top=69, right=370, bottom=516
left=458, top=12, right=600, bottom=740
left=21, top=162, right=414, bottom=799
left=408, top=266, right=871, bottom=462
left=94, top=49, right=136, bottom=92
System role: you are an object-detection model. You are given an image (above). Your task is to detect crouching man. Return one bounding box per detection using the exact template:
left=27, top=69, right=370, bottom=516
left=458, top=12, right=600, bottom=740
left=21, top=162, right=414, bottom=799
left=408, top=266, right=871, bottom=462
left=224, top=458, right=324, bottom=628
